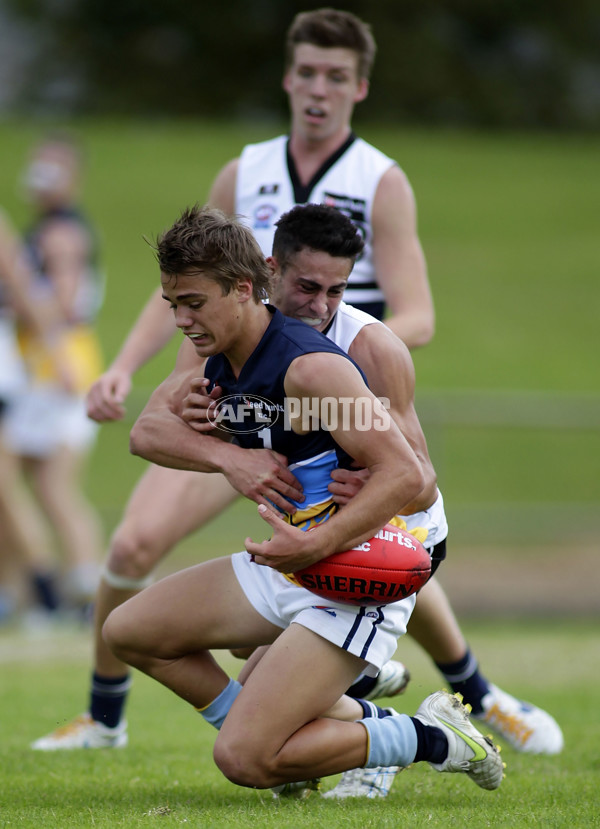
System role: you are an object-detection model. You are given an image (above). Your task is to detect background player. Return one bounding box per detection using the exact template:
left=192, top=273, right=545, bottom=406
left=0, top=208, right=72, bottom=620
left=3, top=134, right=105, bottom=612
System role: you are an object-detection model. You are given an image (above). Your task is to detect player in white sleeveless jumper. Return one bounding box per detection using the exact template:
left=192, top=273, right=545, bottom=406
left=236, top=134, right=394, bottom=317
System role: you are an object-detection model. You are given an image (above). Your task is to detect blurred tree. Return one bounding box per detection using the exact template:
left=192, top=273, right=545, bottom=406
left=2, top=0, right=600, bottom=128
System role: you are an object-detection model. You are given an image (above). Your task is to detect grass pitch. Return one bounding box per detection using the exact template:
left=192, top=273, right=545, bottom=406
left=1, top=620, right=598, bottom=828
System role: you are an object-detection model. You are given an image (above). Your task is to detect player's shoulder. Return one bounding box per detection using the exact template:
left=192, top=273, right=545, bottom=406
left=275, top=315, right=352, bottom=378
left=344, top=307, right=411, bottom=364
left=353, top=135, right=394, bottom=159
left=337, top=301, right=382, bottom=328
left=326, top=302, right=382, bottom=353
left=240, top=134, right=287, bottom=160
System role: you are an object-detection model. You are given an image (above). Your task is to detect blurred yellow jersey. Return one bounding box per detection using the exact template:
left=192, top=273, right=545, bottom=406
left=18, top=324, right=104, bottom=394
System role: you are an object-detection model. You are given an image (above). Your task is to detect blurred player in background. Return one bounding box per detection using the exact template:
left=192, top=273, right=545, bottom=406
left=3, top=134, right=105, bottom=614
left=0, top=209, right=72, bottom=621
left=31, top=9, right=562, bottom=775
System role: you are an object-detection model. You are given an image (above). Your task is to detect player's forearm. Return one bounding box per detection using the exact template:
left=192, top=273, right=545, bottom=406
left=110, top=289, right=177, bottom=377
left=129, top=408, right=243, bottom=474
left=319, top=461, right=424, bottom=557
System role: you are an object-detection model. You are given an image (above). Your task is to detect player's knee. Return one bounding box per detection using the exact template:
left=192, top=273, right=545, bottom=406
left=213, top=735, right=273, bottom=788
left=102, top=606, right=140, bottom=666
left=107, top=523, right=164, bottom=579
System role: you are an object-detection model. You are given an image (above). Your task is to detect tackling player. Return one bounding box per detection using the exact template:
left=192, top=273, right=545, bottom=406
left=102, top=204, right=504, bottom=795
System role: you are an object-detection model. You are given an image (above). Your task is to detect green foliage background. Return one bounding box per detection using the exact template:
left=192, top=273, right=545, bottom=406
left=4, top=1, right=600, bottom=129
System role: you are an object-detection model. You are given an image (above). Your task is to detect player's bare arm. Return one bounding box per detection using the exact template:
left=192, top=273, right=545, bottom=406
left=246, top=351, right=425, bottom=571
left=37, top=219, right=92, bottom=321
left=129, top=339, right=304, bottom=511
left=0, top=212, right=74, bottom=390
left=371, top=166, right=434, bottom=348
left=343, top=321, right=438, bottom=514
left=86, top=287, right=177, bottom=422
left=207, top=158, right=239, bottom=214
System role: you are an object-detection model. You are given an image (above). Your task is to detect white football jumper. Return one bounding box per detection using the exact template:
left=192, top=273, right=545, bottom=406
left=236, top=134, right=396, bottom=310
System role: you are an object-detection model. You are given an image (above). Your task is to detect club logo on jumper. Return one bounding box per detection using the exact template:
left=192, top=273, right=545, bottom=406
left=322, top=192, right=366, bottom=224
left=253, top=204, right=278, bottom=229
left=259, top=183, right=279, bottom=195
left=207, top=394, right=282, bottom=434
left=322, top=192, right=368, bottom=258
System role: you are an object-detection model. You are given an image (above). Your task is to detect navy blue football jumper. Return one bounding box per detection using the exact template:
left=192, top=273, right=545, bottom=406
left=205, top=306, right=363, bottom=527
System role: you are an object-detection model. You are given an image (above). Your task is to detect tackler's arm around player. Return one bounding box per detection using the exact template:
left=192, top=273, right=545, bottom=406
left=130, top=361, right=304, bottom=513
left=290, top=352, right=424, bottom=547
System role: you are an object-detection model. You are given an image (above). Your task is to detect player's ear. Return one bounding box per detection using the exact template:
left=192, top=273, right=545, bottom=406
left=354, top=77, right=369, bottom=103
left=236, top=277, right=254, bottom=303
left=266, top=256, right=279, bottom=276
left=282, top=72, right=292, bottom=94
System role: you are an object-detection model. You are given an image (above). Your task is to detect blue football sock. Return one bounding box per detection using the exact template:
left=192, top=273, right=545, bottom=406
left=90, top=672, right=132, bottom=728
left=31, top=571, right=61, bottom=612
left=347, top=673, right=377, bottom=699
left=411, top=716, right=448, bottom=763
left=356, top=699, right=393, bottom=719
left=196, top=678, right=242, bottom=730
left=435, top=648, right=490, bottom=715
left=360, top=713, right=418, bottom=768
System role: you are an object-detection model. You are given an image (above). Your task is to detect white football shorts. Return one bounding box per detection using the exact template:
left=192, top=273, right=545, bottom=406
left=3, top=385, right=98, bottom=457
left=231, top=550, right=416, bottom=676
left=399, top=488, right=448, bottom=549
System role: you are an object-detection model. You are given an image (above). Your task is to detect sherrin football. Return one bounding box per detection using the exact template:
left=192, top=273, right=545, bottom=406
left=292, top=523, right=431, bottom=606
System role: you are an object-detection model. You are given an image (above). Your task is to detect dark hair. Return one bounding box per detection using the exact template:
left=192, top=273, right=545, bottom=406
left=272, top=204, right=364, bottom=272
left=285, top=8, right=376, bottom=80
left=156, top=204, right=271, bottom=302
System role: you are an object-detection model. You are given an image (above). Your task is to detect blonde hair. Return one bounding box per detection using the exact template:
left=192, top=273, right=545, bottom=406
left=156, top=204, right=271, bottom=302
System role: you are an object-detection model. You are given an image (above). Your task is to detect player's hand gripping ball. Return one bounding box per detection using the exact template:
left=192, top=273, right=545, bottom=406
left=291, top=523, right=431, bottom=606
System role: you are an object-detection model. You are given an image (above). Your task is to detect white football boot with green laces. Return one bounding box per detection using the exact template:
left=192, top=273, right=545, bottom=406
left=414, top=691, right=505, bottom=790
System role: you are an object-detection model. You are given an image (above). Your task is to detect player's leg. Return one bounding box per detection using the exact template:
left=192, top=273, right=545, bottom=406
left=409, top=576, right=563, bottom=754
left=31, top=465, right=239, bottom=750
left=25, top=446, right=104, bottom=606
left=104, top=573, right=384, bottom=786
left=103, top=556, right=283, bottom=704
left=95, top=465, right=238, bottom=676
left=0, top=440, right=61, bottom=614
left=214, top=622, right=503, bottom=791
left=104, top=557, right=503, bottom=792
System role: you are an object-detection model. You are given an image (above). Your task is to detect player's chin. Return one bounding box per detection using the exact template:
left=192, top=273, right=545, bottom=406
left=190, top=339, right=216, bottom=355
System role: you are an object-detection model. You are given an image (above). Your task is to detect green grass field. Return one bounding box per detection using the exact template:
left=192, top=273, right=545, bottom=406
left=2, top=620, right=598, bottom=828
